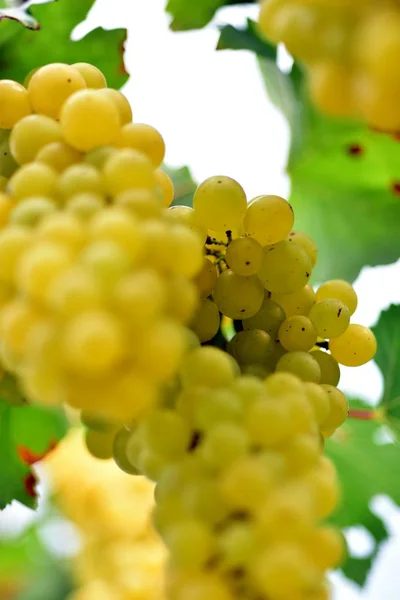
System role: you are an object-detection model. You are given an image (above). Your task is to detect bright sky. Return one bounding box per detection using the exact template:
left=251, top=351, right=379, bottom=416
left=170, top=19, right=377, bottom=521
left=2, top=1, right=400, bottom=598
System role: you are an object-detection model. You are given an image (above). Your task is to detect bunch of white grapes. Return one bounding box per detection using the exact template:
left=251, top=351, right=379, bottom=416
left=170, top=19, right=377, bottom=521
left=258, top=0, right=400, bottom=130
left=0, top=62, right=204, bottom=425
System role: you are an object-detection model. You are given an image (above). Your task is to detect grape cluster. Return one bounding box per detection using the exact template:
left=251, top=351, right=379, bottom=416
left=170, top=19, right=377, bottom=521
left=46, top=430, right=167, bottom=600
left=258, top=0, right=400, bottom=131
left=0, top=62, right=203, bottom=423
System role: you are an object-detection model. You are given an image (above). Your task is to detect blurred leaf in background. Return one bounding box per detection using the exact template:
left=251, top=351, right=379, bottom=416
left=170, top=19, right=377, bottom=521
left=165, top=164, right=197, bottom=207
left=0, top=0, right=41, bottom=30
left=0, top=0, right=128, bottom=89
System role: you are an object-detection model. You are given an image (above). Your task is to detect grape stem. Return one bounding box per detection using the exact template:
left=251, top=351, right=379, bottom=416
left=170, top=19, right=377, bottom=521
left=348, top=409, right=377, bottom=421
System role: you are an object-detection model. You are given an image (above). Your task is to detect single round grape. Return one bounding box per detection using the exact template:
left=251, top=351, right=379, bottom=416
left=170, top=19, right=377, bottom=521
left=165, top=205, right=207, bottom=244
left=88, top=206, right=143, bottom=258
left=49, top=267, right=102, bottom=317
left=0, top=226, right=32, bottom=284
left=0, top=80, right=31, bottom=128
left=194, top=257, right=218, bottom=298
left=28, top=63, right=87, bottom=119
left=134, top=320, right=186, bottom=381
left=276, top=351, right=321, bottom=383
left=10, top=197, right=57, bottom=227
left=104, top=148, right=154, bottom=195
left=66, top=193, right=105, bottom=222
left=310, top=350, right=340, bottom=386
left=220, top=455, right=273, bottom=510
left=36, top=213, right=85, bottom=253
left=115, top=189, right=162, bottom=220
left=84, top=146, right=114, bottom=170
left=228, top=329, right=275, bottom=366
left=242, top=296, right=286, bottom=338
left=257, top=240, right=312, bottom=294
left=60, top=89, right=120, bottom=151
left=10, top=114, right=62, bottom=164
left=154, top=169, right=174, bottom=207
left=193, top=175, right=247, bottom=231
left=225, top=235, right=263, bottom=276
left=8, top=162, right=59, bottom=201
left=309, top=299, right=350, bottom=339
left=278, top=315, right=317, bottom=352
left=316, top=279, right=358, bottom=315
left=287, top=230, right=317, bottom=267
left=166, top=519, right=215, bottom=568
left=36, top=141, right=82, bottom=173
left=200, top=423, right=249, bottom=471
left=304, top=382, right=330, bottom=426
left=179, top=346, right=238, bottom=389
left=305, top=526, right=345, bottom=571
left=141, top=409, right=191, bottom=458
left=85, top=429, right=115, bottom=460
left=243, top=195, right=294, bottom=245
left=213, top=269, right=264, bottom=320
left=59, top=163, right=106, bottom=198
left=0, top=131, right=18, bottom=178
left=115, top=122, right=165, bottom=167
left=271, top=284, right=315, bottom=317
left=329, top=324, right=377, bottom=367
left=168, top=223, right=204, bottom=278
left=72, top=62, right=107, bottom=89
left=96, top=88, right=132, bottom=125
left=190, top=298, right=220, bottom=343
left=112, top=428, right=140, bottom=474
left=166, top=274, right=198, bottom=325
left=113, top=269, right=166, bottom=327
left=320, top=385, right=348, bottom=433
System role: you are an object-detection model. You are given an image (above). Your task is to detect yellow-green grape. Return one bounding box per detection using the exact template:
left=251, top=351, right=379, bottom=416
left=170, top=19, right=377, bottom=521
left=61, top=309, right=125, bottom=377
left=154, top=169, right=174, bottom=207
left=309, top=299, right=350, bottom=339
left=111, top=428, right=139, bottom=474
left=115, top=122, right=165, bottom=167
left=88, top=206, right=143, bottom=258
left=96, top=88, right=133, bottom=126
left=36, top=213, right=85, bottom=253
left=220, top=455, right=273, bottom=511
left=0, top=177, right=7, bottom=192
left=115, top=189, right=162, bottom=220
left=66, top=193, right=105, bottom=222
left=243, top=194, right=294, bottom=246
left=242, top=363, right=272, bottom=379
left=0, top=192, right=13, bottom=228
left=310, top=350, right=340, bottom=386
left=329, top=323, right=377, bottom=367
left=276, top=351, right=321, bottom=383
left=72, top=62, right=107, bottom=89
left=320, top=385, right=348, bottom=433
left=194, top=257, right=218, bottom=298
left=190, top=298, right=220, bottom=343
left=271, top=284, right=316, bottom=317
left=112, top=269, right=166, bottom=328
left=167, top=223, right=204, bottom=278
left=0, top=225, right=32, bottom=283
left=304, top=382, right=330, bottom=426
left=81, top=410, right=118, bottom=432
left=104, top=148, right=154, bottom=196
left=257, top=240, right=312, bottom=294
left=28, top=63, right=87, bottom=119
left=304, top=526, right=345, bottom=571
left=166, top=275, right=198, bottom=325
left=228, top=329, right=275, bottom=366
left=0, top=131, right=18, bottom=178
left=48, top=266, right=102, bottom=317
left=85, top=428, right=115, bottom=460
left=84, top=146, right=114, bottom=170
left=133, top=320, right=186, bottom=381
left=288, top=230, right=317, bottom=267
left=179, top=346, right=238, bottom=389
left=36, top=141, right=82, bottom=172
left=0, top=80, right=31, bottom=128
left=166, top=520, right=215, bottom=568
left=60, top=89, right=120, bottom=151
left=200, top=423, right=249, bottom=471
left=217, top=522, right=256, bottom=570
left=141, top=409, right=191, bottom=460
left=59, top=163, right=106, bottom=198
left=213, top=269, right=264, bottom=320
left=256, top=485, right=313, bottom=541
left=278, top=315, right=317, bottom=352
left=316, top=279, right=358, bottom=315
left=193, top=175, right=247, bottom=231
left=225, top=235, right=263, bottom=276
left=80, top=241, right=130, bottom=291
left=10, top=114, right=62, bottom=165
left=242, top=296, right=286, bottom=337
left=10, top=197, right=57, bottom=227
left=165, top=205, right=207, bottom=243
left=8, top=162, right=59, bottom=201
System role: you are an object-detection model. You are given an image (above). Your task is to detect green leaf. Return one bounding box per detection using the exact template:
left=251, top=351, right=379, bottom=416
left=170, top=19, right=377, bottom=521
left=164, top=165, right=197, bottom=208
left=166, top=0, right=224, bottom=31
left=372, top=305, right=400, bottom=412
left=0, top=398, right=68, bottom=510
left=0, top=0, right=42, bottom=30
left=217, top=19, right=276, bottom=60
left=0, top=0, right=128, bottom=90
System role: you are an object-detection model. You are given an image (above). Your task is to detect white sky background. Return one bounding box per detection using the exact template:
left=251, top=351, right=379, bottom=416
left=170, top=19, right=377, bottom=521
left=2, top=0, right=400, bottom=598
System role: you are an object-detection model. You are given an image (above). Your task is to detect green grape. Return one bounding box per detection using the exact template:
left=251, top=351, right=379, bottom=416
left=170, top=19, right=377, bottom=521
left=271, top=284, right=316, bottom=317
left=60, top=89, right=120, bottom=152
left=165, top=205, right=207, bottom=243
left=242, top=363, right=273, bottom=379
left=190, top=298, right=220, bottom=342
left=84, top=146, right=114, bottom=170
left=80, top=241, right=132, bottom=290
left=115, top=122, right=165, bottom=167
left=28, top=63, right=87, bottom=119
left=242, top=296, right=286, bottom=337
left=288, top=231, right=317, bottom=267
left=0, top=130, right=18, bottom=178
left=329, top=324, right=377, bottom=367
left=310, top=350, right=340, bottom=386
left=232, top=374, right=266, bottom=407
left=166, top=275, right=198, bottom=325
left=193, top=175, right=247, bottom=231
left=276, top=351, right=321, bottom=383
left=220, top=455, right=273, bottom=510
left=257, top=240, right=312, bottom=294
left=115, top=189, right=162, bottom=220
left=304, top=526, right=345, bottom=571
left=154, top=168, right=174, bottom=207
left=306, top=460, right=340, bottom=520
left=212, top=269, right=264, bottom=320
left=256, top=484, right=314, bottom=541
left=278, top=315, right=317, bottom=352
left=225, top=235, right=263, bottom=276
left=320, top=385, right=348, bottom=433
left=245, top=397, right=293, bottom=446
left=303, top=382, right=330, bottom=426
left=194, top=388, right=243, bottom=431
left=72, top=62, right=107, bottom=89
left=10, top=114, right=62, bottom=165
left=66, top=193, right=105, bottom=222
left=36, top=141, right=82, bottom=172
left=182, top=477, right=229, bottom=525
left=165, top=519, right=215, bottom=568
left=309, top=299, right=350, bottom=339
left=243, top=195, right=294, bottom=245
left=81, top=410, right=117, bottom=432
left=284, top=433, right=320, bottom=474
left=168, top=223, right=204, bottom=278
left=59, top=163, right=106, bottom=198
left=0, top=79, right=31, bottom=128
left=133, top=320, right=186, bottom=381
left=97, top=89, right=132, bottom=126
left=141, top=409, right=191, bottom=459
left=199, top=423, right=249, bottom=470
left=9, top=162, right=59, bottom=201
left=194, top=257, right=218, bottom=298
left=0, top=225, right=32, bottom=284
left=112, top=427, right=140, bottom=475
left=85, top=428, right=115, bottom=460
left=316, top=279, right=358, bottom=315
left=264, top=371, right=304, bottom=396
left=217, top=522, right=257, bottom=569
left=10, top=197, right=57, bottom=227
left=228, top=328, right=275, bottom=366
left=89, top=206, right=143, bottom=257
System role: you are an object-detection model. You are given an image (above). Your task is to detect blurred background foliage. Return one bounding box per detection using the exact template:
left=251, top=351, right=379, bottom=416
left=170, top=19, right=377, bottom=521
left=1, top=0, right=400, bottom=598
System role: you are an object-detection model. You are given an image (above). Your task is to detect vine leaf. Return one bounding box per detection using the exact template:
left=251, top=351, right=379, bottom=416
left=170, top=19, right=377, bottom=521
left=165, top=164, right=197, bottom=208
left=0, top=0, right=128, bottom=90
left=217, top=19, right=276, bottom=60
left=166, top=0, right=224, bottom=31
left=0, top=0, right=42, bottom=30
left=0, top=395, right=68, bottom=510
